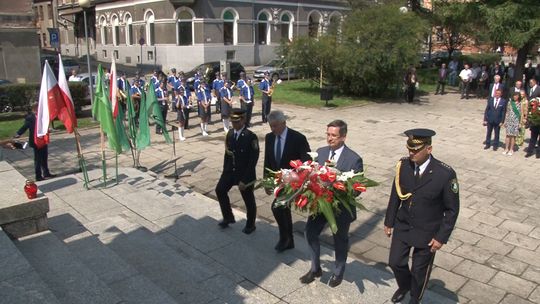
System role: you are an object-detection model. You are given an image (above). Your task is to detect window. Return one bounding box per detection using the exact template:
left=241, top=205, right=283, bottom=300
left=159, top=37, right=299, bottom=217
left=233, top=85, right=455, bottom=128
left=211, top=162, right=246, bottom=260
left=111, top=15, right=119, bottom=46
left=145, top=11, right=155, bottom=46
left=226, top=50, right=235, bottom=61
left=47, top=4, right=53, bottom=19
left=280, top=13, right=293, bottom=42
left=147, top=51, right=153, bottom=61
left=223, top=9, right=237, bottom=45
left=327, top=15, right=340, bottom=36
left=257, top=12, right=269, bottom=45
left=177, top=10, right=193, bottom=46
left=114, top=50, right=119, bottom=59
left=102, top=50, right=107, bottom=58
left=99, top=16, right=108, bottom=45
left=308, top=13, right=321, bottom=38
left=125, top=14, right=133, bottom=45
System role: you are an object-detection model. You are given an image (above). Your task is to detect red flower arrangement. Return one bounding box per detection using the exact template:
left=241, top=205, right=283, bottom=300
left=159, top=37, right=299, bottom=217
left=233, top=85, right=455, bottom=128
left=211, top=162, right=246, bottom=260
left=259, top=154, right=377, bottom=233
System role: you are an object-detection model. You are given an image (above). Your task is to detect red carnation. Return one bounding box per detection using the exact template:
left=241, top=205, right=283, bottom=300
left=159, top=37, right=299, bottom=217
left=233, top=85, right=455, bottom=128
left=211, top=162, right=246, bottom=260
left=333, top=181, right=346, bottom=191
left=353, top=182, right=367, bottom=192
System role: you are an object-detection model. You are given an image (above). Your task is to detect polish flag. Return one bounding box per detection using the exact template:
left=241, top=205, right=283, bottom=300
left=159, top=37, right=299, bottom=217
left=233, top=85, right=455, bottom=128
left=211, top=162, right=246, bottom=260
left=57, top=54, right=77, bottom=132
left=35, top=60, right=77, bottom=148
left=109, top=57, right=118, bottom=118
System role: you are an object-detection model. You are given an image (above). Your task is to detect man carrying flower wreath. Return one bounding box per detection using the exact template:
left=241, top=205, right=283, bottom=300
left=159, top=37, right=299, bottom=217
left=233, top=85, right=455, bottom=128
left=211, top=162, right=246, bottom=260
left=384, top=129, right=460, bottom=304
left=300, top=119, right=363, bottom=288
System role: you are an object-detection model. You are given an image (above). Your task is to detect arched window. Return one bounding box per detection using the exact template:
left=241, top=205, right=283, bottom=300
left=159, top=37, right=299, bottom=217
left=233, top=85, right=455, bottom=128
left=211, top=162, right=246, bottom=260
left=111, top=15, right=119, bottom=46
left=223, top=9, right=237, bottom=45
left=99, top=16, right=107, bottom=45
left=125, top=13, right=133, bottom=45
left=177, top=10, right=193, bottom=46
left=327, top=13, right=341, bottom=36
left=257, top=11, right=270, bottom=45
left=308, top=12, right=321, bottom=38
left=145, top=10, right=155, bottom=46
left=280, top=12, right=293, bottom=42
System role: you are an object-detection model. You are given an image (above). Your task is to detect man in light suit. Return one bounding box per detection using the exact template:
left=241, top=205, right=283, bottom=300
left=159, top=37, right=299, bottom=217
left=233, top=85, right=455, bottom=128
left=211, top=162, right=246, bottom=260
left=529, top=79, right=540, bottom=99
left=264, top=110, right=311, bottom=252
left=483, top=89, right=507, bottom=151
left=488, top=75, right=505, bottom=99
left=300, top=120, right=363, bottom=288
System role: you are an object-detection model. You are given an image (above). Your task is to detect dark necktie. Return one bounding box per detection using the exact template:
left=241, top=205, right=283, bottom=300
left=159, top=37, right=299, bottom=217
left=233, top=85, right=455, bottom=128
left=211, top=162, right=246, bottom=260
left=330, top=150, right=336, bottom=160
left=415, top=165, right=420, bottom=183
left=275, top=135, right=281, bottom=166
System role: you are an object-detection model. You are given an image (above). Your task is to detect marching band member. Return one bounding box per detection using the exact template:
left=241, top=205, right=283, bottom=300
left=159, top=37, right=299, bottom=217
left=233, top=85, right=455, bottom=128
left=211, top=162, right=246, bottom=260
left=179, top=78, right=191, bottom=129
left=133, top=72, right=145, bottom=89
left=220, top=80, right=234, bottom=133
left=167, top=68, right=178, bottom=112
left=155, top=81, right=168, bottom=134
left=259, top=72, right=272, bottom=123
left=130, top=80, right=142, bottom=123
left=241, top=77, right=255, bottom=127
left=212, top=72, right=224, bottom=113
left=117, top=72, right=128, bottom=112
left=176, top=86, right=189, bottom=141
left=150, top=70, right=160, bottom=88
left=237, top=71, right=247, bottom=109
left=197, top=80, right=212, bottom=136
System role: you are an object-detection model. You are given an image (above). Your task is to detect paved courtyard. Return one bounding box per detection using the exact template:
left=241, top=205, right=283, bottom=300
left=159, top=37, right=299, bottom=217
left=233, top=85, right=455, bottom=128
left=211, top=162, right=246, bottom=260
left=3, top=90, right=540, bottom=303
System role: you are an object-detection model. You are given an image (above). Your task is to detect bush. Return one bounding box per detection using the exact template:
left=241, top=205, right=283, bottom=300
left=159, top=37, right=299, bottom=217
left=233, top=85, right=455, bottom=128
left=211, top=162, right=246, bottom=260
left=458, top=53, right=501, bottom=66
left=0, top=82, right=88, bottom=113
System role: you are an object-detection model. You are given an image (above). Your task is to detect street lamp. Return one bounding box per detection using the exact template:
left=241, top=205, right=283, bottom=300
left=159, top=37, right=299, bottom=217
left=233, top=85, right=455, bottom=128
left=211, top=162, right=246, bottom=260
left=79, top=0, right=93, bottom=107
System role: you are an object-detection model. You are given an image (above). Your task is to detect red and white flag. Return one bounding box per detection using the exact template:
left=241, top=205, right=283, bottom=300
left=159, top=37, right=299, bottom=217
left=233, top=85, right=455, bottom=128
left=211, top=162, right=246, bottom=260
left=57, top=54, right=77, bottom=132
left=36, top=59, right=77, bottom=148
left=109, top=57, right=118, bottom=118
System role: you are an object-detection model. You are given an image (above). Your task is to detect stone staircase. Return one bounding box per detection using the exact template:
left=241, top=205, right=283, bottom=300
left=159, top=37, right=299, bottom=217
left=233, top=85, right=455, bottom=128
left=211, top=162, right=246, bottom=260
left=1, top=168, right=458, bottom=304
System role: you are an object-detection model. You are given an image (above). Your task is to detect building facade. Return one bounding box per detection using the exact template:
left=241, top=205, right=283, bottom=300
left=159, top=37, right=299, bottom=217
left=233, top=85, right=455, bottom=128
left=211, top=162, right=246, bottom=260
left=60, top=0, right=348, bottom=72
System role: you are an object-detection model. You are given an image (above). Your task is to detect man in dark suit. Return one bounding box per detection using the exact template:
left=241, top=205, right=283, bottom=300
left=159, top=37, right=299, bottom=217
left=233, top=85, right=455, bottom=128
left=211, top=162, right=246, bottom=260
left=483, top=89, right=507, bottom=151
left=300, top=120, right=363, bottom=288
left=488, top=75, right=505, bottom=99
left=434, top=63, right=447, bottom=95
left=529, top=79, right=540, bottom=99
left=215, top=109, right=259, bottom=234
left=507, top=80, right=524, bottom=99
left=14, top=103, right=55, bottom=181
left=384, top=129, right=459, bottom=304
left=264, top=110, right=311, bottom=251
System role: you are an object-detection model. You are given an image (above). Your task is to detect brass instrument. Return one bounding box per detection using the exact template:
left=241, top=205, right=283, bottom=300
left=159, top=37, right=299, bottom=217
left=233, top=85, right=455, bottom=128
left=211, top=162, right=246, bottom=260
left=230, top=81, right=236, bottom=90
left=116, top=89, right=127, bottom=104
left=267, top=82, right=276, bottom=97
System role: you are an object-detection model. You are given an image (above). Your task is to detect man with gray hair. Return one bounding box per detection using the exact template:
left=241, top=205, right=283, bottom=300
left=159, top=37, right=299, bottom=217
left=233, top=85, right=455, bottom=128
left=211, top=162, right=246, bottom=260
left=264, top=110, right=311, bottom=252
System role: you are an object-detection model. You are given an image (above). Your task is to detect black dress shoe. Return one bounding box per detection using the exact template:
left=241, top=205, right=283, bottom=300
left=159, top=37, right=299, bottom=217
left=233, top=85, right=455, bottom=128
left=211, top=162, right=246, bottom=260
left=299, top=268, right=322, bottom=284
left=328, top=275, right=343, bottom=288
left=218, top=219, right=235, bottom=228
left=493, top=146, right=498, bottom=151
left=242, top=226, right=256, bottom=234
left=275, top=239, right=294, bottom=252
left=408, top=298, right=419, bottom=304
left=36, top=176, right=44, bottom=181
left=391, top=288, right=409, bottom=303
left=44, top=174, right=57, bottom=179
left=525, top=152, right=534, bottom=158
left=483, top=145, right=490, bottom=150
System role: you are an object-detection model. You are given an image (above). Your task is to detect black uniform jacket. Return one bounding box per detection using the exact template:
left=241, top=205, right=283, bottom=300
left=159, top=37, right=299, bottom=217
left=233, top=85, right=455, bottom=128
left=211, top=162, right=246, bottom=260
left=17, top=113, right=37, bottom=148
left=223, top=127, right=259, bottom=185
left=384, top=156, right=460, bottom=248
left=263, top=128, right=310, bottom=174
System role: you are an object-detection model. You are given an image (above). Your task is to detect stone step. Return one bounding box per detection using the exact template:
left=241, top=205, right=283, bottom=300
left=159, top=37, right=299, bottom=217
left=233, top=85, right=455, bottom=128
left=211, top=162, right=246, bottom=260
left=14, top=230, right=122, bottom=304
left=0, top=228, right=59, bottom=304
left=51, top=222, right=178, bottom=304
left=85, top=214, right=280, bottom=303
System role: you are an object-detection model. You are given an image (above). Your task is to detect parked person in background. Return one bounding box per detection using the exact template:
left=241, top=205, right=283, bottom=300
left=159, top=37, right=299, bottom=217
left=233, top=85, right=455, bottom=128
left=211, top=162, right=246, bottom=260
left=435, top=63, right=447, bottom=95
left=448, top=58, right=459, bottom=86
left=477, top=65, right=489, bottom=98
left=459, top=64, right=472, bottom=100
left=403, top=67, right=417, bottom=103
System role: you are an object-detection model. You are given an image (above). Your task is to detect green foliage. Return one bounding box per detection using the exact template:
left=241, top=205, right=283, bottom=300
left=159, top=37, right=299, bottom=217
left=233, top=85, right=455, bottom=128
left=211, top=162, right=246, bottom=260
left=0, top=82, right=88, bottom=113
left=458, top=53, right=501, bottom=66
left=281, top=4, right=427, bottom=97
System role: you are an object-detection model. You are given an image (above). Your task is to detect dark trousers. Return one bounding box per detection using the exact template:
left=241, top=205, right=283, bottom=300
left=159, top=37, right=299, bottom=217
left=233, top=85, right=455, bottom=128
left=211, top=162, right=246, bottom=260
left=215, top=174, right=256, bottom=228
left=485, top=122, right=501, bottom=147
left=244, top=101, right=253, bottom=127
left=527, top=125, right=540, bottom=153
left=156, top=104, right=168, bottom=133
left=461, top=81, right=470, bottom=99
left=406, top=85, right=415, bottom=103
left=262, top=94, right=272, bottom=123
left=389, top=237, right=435, bottom=303
left=305, top=212, right=351, bottom=278
left=33, top=146, right=50, bottom=180
left=435, top=80, right=446, bottom=94
left=272, top=200, right=293, bottom=244
left=182, top=107, right=190, bottom=129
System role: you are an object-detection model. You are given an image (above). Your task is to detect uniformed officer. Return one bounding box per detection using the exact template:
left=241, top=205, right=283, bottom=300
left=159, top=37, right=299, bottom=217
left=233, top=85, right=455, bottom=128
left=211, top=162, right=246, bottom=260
left=154, top=81, right=168, bottom=134
left=384, top=129, right=460, bottom=304
left=215, top=108, right=260, bottom=234
left=176, top=86, right=189, bottom=141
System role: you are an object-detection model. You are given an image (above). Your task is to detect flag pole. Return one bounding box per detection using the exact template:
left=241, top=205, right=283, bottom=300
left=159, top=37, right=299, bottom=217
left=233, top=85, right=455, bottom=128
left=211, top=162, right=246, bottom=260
left=115, top=152, right=119, bottom=185
left=73, top=128, right=90, bottom=189
left=100, top=126, right=107, bottom=187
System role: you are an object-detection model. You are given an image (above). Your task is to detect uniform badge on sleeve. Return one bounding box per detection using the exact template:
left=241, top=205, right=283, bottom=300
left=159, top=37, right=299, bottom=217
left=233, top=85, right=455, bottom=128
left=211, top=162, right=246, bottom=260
left=450, top=178, right=459, bottom=194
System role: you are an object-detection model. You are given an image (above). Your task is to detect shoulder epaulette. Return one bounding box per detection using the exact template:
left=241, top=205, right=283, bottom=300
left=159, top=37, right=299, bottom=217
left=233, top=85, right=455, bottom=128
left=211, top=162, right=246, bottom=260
left=400, top=156, right=408, bottom=162
left=438, top=160, right=454, bottom=171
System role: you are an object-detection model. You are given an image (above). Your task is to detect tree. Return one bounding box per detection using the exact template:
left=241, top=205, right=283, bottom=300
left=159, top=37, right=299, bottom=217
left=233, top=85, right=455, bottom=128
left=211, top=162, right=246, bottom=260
left=430, top=1, right=479, bottom=59
left=282, top=4, right=427, bottom=97
left=477, top=0, right=540, bottom=82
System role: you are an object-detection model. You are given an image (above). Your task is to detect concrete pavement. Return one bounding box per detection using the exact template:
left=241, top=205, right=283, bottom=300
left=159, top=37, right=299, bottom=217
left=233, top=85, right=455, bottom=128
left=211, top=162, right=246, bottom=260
left=3, top=90, right=540, bottom=303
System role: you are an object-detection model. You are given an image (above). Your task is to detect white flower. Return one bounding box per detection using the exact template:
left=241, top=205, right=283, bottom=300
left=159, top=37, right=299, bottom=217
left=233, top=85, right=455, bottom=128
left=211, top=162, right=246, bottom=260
left=307, top=152, right=318, bottom=161
left=337, top=170, right=363, bottom=181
